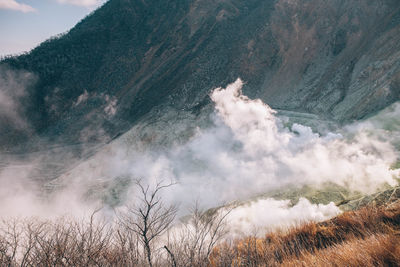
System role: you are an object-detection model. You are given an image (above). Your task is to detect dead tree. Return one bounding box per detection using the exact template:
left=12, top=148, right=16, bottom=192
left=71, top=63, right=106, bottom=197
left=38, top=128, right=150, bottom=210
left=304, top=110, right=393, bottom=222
left=118, top=180, right=178, bottom=267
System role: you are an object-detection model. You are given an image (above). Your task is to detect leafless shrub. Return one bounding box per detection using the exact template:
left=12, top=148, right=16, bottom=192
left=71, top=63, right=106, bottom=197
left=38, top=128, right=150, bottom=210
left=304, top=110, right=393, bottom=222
left=1, top=187, right=399, bottom=266
left=165, top=203, right=232, bottom=267
left=0, top=219, right=21, bottom=266
left=110, top=222, right=140, bottom=265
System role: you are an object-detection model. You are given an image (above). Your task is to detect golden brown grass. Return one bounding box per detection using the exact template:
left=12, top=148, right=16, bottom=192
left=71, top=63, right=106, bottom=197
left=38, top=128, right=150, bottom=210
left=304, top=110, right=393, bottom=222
left=283, top=234, right=400, bottom=267
left=210, top=201, right=400, bottom=267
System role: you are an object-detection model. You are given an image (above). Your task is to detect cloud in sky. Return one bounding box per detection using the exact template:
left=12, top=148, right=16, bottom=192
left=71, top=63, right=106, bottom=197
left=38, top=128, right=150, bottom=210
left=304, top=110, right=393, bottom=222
left=0, top=0, right=36, bottom=12
left=56, top=0, right=104, bottom=8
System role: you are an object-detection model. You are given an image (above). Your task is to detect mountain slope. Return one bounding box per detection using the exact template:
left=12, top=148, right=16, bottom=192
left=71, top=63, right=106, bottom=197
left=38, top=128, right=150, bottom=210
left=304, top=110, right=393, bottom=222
left=1, top=0, right=400, bottom=151
left=210, top=201, right=400, bottom=266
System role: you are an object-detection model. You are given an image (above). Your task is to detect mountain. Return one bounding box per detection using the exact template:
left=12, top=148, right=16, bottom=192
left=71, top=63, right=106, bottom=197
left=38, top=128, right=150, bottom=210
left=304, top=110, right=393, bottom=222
left=1, top=0, right=400, bottom=152
left=1, top=2, right=400, bottom=265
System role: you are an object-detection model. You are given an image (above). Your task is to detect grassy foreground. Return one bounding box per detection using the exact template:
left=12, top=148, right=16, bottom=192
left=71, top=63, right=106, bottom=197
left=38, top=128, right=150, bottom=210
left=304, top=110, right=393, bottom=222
left=211, top=201, right=400, bottom=266
left=0, top=200, right=399, bottom=266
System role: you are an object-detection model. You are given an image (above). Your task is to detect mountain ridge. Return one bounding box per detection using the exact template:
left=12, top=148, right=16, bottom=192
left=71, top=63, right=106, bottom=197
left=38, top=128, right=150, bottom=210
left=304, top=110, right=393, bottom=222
left=1, top=0, right=400, bottom=151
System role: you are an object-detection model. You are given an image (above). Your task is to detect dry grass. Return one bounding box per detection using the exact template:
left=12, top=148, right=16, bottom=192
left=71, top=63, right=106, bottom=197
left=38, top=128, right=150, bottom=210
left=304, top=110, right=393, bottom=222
left=210, top=201, right=400, bottom=267
left=283, top=234, right=400, bottom=267
left=0, top=201, right=399, bottom=266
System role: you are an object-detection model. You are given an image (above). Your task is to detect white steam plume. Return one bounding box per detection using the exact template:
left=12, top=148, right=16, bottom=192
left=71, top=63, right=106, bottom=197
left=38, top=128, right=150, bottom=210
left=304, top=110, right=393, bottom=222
left=225, top=198, right=341, bottom=236
left=52, top=79, right=400, bottom=207
left=208, top=79, right=399, bottom=193
left=0, top=66, right=35, bottom=130
left=0, top=78, right=399, bottom=234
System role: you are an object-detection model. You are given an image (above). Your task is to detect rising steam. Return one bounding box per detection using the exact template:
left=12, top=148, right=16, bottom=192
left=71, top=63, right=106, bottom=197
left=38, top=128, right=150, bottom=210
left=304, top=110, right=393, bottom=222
left=0, top=78, right=399, bottom=233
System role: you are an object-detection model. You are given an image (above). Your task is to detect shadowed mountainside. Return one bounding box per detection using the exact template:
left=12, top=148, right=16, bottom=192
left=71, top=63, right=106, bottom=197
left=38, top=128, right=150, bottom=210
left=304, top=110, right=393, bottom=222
left=1, top=0, right=400, bottom=151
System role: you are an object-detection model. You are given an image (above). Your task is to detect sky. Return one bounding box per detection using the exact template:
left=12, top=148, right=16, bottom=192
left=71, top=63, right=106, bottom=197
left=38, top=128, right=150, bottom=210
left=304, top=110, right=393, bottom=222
left=0, top=0, right=107, bottom=57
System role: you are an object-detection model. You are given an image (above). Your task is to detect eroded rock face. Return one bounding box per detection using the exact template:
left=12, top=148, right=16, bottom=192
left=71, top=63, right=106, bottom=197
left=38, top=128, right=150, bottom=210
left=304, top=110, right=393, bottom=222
left=264, top=0, right=400, bottom=121
left=1, top=0, right=400, bottom=150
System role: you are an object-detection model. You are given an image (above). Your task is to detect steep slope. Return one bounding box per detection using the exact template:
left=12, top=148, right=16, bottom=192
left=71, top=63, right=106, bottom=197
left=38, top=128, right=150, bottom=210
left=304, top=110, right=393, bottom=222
left=1, top=0, right=400, bottom=151
left=210, top=201, right=400, bottom=266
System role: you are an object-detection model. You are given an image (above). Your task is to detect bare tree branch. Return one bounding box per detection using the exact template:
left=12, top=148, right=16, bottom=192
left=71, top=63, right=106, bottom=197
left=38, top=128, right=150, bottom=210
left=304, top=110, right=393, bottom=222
left=117, top=179, right=178, bottom=267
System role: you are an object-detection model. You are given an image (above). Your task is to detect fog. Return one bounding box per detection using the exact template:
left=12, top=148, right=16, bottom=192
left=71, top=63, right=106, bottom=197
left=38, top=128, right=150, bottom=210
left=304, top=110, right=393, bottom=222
left=0, top=66, right=35, bottom=130
left=0, top=78, right=399, bottom=234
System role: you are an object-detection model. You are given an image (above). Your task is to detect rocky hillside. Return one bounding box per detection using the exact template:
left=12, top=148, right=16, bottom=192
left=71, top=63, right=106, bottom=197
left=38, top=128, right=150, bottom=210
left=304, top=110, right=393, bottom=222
left=1, top=0, right=400, bottom=151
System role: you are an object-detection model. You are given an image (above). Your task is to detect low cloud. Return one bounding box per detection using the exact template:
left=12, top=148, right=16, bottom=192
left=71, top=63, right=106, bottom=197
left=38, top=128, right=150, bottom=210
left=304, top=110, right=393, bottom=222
left=55, top=0, right=105, bottom=8
left=0, top=0, right=36, bottom=13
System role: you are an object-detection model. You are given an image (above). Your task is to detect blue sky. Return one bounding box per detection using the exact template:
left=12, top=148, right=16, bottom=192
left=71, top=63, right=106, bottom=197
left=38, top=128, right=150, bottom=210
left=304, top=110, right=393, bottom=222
left=0, top=0, right=106, bottom=56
